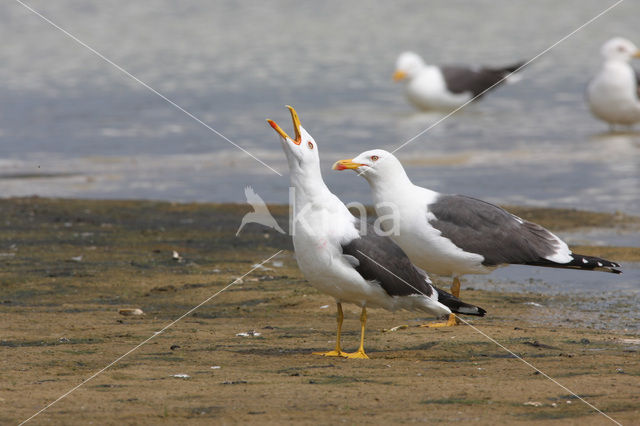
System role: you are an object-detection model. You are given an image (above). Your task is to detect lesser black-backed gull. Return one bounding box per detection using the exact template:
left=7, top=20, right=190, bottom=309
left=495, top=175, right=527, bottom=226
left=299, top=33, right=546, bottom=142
left=393, top=51, right=524, bottom=111
left=334, top=150, right=621, bottom=327
left=267, top=107, right=485, bottom=357
left=587, top=37, right=640, bottom=130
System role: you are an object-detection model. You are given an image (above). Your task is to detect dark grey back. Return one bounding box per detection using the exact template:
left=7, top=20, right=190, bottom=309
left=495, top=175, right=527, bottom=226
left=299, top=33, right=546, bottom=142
left=341, top=225, right=433, bottom=297
left=428, top=195, right=560, bottom=266
left=441, top=61, right=523, bottom=98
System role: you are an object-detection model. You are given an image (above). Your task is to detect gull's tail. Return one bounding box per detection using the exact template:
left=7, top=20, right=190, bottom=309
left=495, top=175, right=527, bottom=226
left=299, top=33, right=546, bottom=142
left=434, top=286, right=486, bottom=317
left=497, top=61, right=525, bottom=84
left=526, top=253, right=622, bottom=274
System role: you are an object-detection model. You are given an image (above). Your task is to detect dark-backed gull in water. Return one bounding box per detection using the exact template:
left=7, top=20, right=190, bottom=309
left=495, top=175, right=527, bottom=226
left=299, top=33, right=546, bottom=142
left=393, top=51, right=524, bottom=111
left=334, top=150, right=621, bottom=327
left=587, top=37, right=640, bottom=130
left=266, top=107, right=485, bottom=358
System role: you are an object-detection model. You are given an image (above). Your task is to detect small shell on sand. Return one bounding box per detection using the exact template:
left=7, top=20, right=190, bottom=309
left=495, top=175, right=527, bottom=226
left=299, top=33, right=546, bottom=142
left=118, top=308, right=144, bottom=316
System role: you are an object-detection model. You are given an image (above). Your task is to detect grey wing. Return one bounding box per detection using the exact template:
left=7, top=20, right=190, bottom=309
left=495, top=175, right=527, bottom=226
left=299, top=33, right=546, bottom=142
left=635, top=68, right=640, bottom=99
left=428, top=195, right=565, bottom=266
left=341, top=225, right=433, bottom=297
left=441, top=62, right=523, bottom=98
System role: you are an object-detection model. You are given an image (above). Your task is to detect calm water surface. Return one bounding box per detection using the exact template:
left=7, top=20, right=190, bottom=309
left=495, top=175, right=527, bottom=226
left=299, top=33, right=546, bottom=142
left=1, top=0, right=638, bottom=211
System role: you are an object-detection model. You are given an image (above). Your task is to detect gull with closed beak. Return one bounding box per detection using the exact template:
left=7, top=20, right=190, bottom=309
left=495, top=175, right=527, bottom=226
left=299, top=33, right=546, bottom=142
left=334, top=149, right=621, bottom=327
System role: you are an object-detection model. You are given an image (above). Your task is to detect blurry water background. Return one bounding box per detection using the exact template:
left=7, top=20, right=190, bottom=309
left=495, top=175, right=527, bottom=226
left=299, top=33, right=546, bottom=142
left=1, top=0, right=638, bottom=211
left=0, top=0, right=638, bottom=323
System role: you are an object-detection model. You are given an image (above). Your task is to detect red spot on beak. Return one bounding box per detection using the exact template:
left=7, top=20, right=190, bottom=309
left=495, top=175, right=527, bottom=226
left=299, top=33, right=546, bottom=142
left=334, top=163, right=347, bottom=170
left=267, top=120, right=278, bottom=129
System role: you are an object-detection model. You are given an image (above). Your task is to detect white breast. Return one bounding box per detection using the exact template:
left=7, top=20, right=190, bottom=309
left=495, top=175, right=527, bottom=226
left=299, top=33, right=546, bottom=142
left=587, top=62, right=640, bottom=125
left=375, top=186, right=488, bottom=278
left=291, top=199, right=390, bottom=306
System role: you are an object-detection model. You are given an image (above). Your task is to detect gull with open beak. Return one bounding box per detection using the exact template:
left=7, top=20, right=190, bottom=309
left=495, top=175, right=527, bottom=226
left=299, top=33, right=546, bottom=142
left=266, top=107, right=486, bottom=358
left=334, top=150, right=621, bottom=327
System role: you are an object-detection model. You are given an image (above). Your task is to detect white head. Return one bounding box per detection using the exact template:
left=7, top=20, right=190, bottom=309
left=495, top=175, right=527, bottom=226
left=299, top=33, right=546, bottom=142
left=393, top=51, right=426, bottom=82
left=601, top=37, right=640, bottom=62
left=267, top=106, right=320, bottom=174
left=332, top=149, right=412, bottom=187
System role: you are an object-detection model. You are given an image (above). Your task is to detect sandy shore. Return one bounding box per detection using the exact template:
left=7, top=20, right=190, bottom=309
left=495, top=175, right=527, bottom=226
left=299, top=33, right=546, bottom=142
left=1, top=197, right=638, bottom=424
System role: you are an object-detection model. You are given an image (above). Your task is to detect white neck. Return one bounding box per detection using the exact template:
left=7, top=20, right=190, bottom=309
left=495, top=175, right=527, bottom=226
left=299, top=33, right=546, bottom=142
left=365, top=165, right=413, bottom=197
left=288, top=161, right=358, bottom=242
left=365, top=167, right=439, bottom=207
left=289, top=163, right=334, bottom=206
left=604, top=57, right=632, bottom=66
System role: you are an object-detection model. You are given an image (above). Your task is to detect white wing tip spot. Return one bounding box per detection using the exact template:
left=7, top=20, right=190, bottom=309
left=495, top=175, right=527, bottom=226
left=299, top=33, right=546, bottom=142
left=582, top=258, right=589, bottom=264
left=597, top=262, right=603, bottom=267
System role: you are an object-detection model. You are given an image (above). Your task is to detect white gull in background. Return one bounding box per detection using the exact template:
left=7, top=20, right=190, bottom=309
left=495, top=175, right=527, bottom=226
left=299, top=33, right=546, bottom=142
left=393, top=51, right=524, bottom=111
left=334, top=150, right=621, bottom=326
left=587, top=37, right=640, bottom=130
left=267, top=107, right=485, bottom=358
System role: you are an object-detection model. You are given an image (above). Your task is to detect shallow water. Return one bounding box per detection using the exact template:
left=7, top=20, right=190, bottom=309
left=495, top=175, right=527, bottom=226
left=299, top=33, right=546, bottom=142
left=0, top=0, right=639, bottom=214
left=465, top=263, right=640, bottom=331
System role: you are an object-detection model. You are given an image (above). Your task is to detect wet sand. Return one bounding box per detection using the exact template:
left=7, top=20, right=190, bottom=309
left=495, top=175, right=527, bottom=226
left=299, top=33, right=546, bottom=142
left=1, top=197, right=639, bottom=425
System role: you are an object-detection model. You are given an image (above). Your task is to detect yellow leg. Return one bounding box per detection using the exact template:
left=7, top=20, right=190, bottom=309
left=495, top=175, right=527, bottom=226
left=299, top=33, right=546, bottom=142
left=345, top=307, right=370, bottom=359
left=313, top=303, right=347, bottom=357
left=421, top=313, right=459, bottom=328
left=451, top=276, right=461, bottom=297
left=420, top=277, right=461, bottom=328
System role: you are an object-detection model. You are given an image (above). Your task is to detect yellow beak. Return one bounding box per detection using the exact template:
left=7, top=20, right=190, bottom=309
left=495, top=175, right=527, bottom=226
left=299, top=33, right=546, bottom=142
left=266, top=105, right=302, bottom=145
left=634, top=50, right=640, bottom=58
left=393, top=70, right=407, bottom=81
left=332, top=159, right=365, bottom=171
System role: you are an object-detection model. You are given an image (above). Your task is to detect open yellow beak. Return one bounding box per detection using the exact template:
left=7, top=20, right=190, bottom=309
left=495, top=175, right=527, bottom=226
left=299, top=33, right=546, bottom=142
left=332, top=159, right=365, bottom=171
left=266, top=105, right=302, bottom=145
left=393, top=70, right=407, bottom=81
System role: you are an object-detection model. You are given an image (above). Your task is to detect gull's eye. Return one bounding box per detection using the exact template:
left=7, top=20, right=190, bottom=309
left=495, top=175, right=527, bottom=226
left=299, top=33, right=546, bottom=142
left=617, top=45, right=626, bottom=52
left=371, top=155, right=379, bottom=161
left=307, top=141, right=314, bottom=149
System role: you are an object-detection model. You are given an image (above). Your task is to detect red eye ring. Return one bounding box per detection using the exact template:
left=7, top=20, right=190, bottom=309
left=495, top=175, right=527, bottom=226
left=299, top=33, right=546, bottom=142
left=371, top=155, right=379, bottom=161
left=307, top=141, right=314, bottom=149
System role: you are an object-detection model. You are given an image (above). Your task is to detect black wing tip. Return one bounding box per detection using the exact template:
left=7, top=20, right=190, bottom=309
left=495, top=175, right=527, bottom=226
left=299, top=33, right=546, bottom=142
left=526, top=254, right=622, bottom=274
left=434, top=286, right=486, bottom=317
left=572, top=254, right=623, bottom=274
left=503, top=61, right=526, bottom=73
left=456, top=305, right=486, bottom=317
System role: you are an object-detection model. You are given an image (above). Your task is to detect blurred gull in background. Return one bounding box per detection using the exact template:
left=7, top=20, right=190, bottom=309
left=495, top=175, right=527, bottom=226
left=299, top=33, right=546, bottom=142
left=393, top=51, right=524, bottom=111
left=587, top=37, right=640, bottom=130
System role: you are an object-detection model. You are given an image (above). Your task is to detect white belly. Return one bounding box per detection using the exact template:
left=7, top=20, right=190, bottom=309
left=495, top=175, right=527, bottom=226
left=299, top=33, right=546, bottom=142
left=291, top=208, right=389, bottom=307
left=374, top=189, right=490, bottom=278
left=290, top=199, right=452, bottom=316
left=293, top=232, right=449, bottom=315
left=391, top=227, right=490, bottom=277
left=406, top=67, right=471, bottom=110
left=587, top=64, right=640, bottom=125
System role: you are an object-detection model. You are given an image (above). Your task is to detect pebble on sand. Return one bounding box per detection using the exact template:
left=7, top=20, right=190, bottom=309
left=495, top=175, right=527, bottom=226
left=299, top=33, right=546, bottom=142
left=118, top=308, right=144, bottom=316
